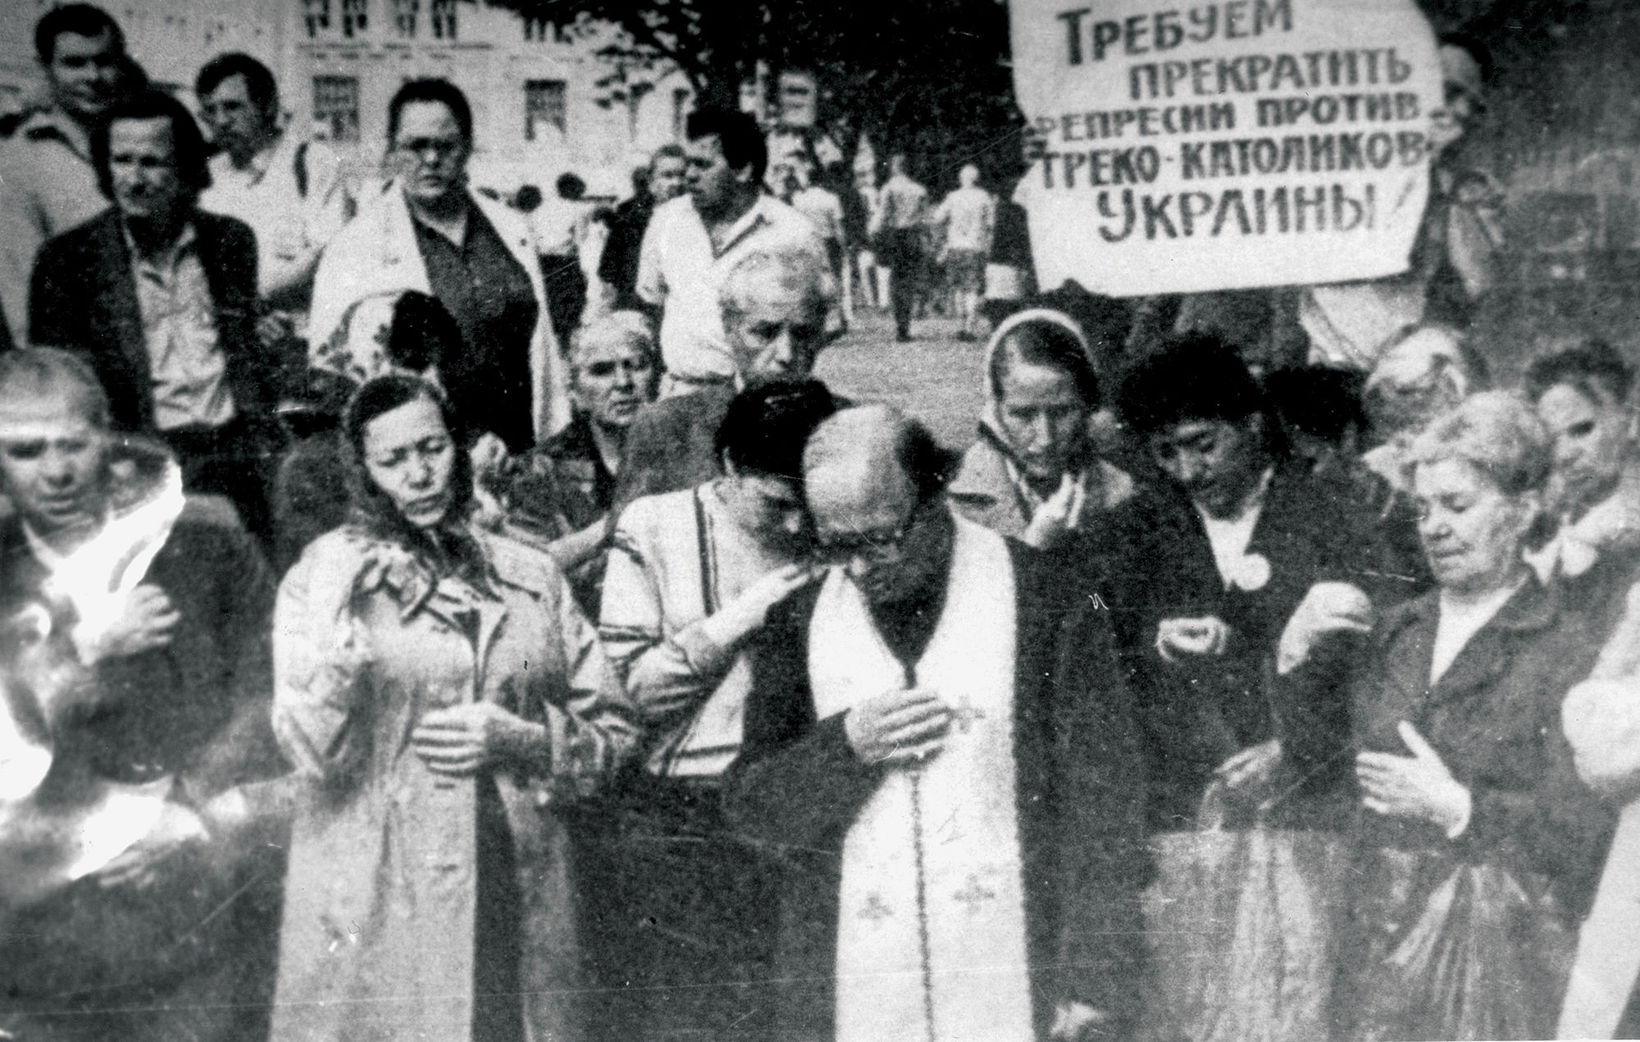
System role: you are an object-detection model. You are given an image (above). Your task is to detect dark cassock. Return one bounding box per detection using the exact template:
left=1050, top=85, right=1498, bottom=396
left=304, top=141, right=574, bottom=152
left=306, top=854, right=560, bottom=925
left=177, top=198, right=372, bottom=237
left=724, top=511, right=1150, bottom=1042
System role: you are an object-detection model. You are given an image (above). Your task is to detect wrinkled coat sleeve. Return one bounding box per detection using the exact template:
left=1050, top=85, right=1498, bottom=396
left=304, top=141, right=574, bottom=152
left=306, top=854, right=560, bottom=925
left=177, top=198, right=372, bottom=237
left=271, top=534, right=375, bottom=786
left=529, top=550, right=641, bottom=798
left=599, top=501, right=745, bottom=727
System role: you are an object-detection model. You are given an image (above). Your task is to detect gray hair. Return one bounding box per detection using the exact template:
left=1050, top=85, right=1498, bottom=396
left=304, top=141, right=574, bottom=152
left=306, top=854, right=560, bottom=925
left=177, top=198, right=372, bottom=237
left=1409, top=390, right=1553, bottom=497
left=0, top=347, right=111, bottom=430
left=718, top=246, right=837, bottom=328
left=569, top=311, right=657, bottom=368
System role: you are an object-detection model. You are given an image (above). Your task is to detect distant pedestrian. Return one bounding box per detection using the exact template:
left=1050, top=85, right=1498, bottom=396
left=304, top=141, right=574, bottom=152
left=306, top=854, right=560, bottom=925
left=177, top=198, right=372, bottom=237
left=598, top=145, right=687, bottom=312
left=932, top=163, right=995, bottom=340
left=871, top=153, right=929, bottom=342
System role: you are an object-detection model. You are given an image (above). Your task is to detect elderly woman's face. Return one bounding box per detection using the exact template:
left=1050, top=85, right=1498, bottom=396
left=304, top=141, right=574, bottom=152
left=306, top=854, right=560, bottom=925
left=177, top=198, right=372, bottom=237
left=393, top=100, right=470, bottom=207
left=361, top=396, right=456, bottom=529
left=571, top=336, right=654, bottom=431
left=997, top=360, right=1089, bottom=481
left=1414, top=456, right=1534, bottom=596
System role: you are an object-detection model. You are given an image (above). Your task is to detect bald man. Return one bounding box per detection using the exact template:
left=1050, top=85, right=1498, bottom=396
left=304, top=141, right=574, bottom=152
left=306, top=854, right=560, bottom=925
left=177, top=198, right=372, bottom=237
left=725, top=405, right=1149, bottom=1042
left=610, top=245, right=843, bottom=512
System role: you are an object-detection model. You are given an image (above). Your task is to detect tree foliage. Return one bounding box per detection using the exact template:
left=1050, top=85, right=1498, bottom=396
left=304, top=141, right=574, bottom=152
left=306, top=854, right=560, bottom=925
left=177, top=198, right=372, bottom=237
left=493, top=0, right=1615, bottom=186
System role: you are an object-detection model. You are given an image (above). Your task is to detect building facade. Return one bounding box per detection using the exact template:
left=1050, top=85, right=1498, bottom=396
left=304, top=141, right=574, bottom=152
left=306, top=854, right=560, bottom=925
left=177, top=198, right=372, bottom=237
left=0, top=0, right=691, bottom=196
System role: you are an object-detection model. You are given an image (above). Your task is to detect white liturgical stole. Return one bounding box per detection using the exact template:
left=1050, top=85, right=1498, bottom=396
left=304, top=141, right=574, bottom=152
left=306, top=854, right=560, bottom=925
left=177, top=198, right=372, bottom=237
left=809, top=515, right=1034, bottom=1042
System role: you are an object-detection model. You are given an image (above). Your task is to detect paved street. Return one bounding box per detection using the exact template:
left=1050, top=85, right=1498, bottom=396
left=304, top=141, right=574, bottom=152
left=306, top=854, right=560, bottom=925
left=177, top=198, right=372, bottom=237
left=812, top=307, right=987, bottom=451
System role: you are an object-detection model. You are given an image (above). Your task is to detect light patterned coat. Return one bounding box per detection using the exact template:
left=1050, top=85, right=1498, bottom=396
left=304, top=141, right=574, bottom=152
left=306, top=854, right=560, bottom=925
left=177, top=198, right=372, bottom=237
left=269, top=524, right=637, bottom=1042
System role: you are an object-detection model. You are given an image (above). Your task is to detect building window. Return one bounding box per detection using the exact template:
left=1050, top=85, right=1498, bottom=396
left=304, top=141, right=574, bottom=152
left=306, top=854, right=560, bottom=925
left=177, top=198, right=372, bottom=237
left=430, top=0, right=457, bottom=39
left=340, top=0, right=367, bottom=37
left=672, top=88, right=691, bottom=138
left=304, top=0, right=331, bottom=36
left=314, top=75, right=360, bottom=142
left=393, top=0, right=417, bottom=37
left=525, top=79, right=566, bottom=141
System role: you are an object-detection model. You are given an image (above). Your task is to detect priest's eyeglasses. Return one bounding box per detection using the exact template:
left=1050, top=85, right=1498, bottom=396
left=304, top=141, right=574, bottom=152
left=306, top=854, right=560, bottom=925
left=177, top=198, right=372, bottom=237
left=813, top=521, right=912, bottom=565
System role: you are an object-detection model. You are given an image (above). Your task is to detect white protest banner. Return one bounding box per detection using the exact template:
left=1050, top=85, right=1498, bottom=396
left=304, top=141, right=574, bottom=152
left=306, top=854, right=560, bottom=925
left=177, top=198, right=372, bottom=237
left=1010, top=0, right=1443, bottom=296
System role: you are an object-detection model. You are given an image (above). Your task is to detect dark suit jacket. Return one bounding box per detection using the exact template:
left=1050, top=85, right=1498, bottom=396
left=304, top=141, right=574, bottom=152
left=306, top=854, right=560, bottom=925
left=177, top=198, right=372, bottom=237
left=0, top=508, right=279, bottom=798
left=27, top=207, right=272, bottom=432
left=723, top=542, right=1151, bottom=1040
left=1096, top=460, right=1432, bottom=829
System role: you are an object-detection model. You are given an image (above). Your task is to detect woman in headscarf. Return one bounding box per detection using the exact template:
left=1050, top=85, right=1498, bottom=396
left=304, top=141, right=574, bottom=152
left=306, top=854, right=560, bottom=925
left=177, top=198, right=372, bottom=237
left=946, top=308, right=1134, bottom=550
left=269, top=374, right=638, bottom=1042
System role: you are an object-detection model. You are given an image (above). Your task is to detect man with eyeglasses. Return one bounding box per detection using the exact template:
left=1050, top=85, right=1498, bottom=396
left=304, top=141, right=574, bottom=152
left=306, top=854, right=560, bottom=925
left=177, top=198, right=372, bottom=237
left=726, top=403, right=1149, bottom=1042
left=195, top=53, right=353, bottom=343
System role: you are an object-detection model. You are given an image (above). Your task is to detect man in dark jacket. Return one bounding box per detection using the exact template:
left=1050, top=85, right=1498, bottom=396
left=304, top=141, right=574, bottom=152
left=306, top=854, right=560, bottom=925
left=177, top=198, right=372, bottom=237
left=725, top=404, right=1149, bottom=1042
left=0, top=347, right=285, bottom=1042
left=597, top=144, right=686, bottom=312
left=28, top=89, right=279, bottom=536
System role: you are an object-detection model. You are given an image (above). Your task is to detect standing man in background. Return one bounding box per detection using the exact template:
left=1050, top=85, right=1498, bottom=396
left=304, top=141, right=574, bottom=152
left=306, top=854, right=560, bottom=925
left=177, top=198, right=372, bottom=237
left=0, top=4, right=142, bottom=348
left=637, top=107, right=823, bottom=395
left=872, top=152, right=929, bottom=343
left=195, top=53, right=353, bottom=334
left=599, top=145, right=688, bottom=313
left=29, top=90, right=281, bottom=536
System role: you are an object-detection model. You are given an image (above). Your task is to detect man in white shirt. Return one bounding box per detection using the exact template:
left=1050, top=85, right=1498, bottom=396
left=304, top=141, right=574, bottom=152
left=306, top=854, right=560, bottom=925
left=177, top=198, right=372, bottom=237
left=637, top=107, right=824, bottom=394
left=931, top=164, right=995, bottom=340
left=0, top=4, right=143, bottom=347
left=195, top=53, right=352, bottom=336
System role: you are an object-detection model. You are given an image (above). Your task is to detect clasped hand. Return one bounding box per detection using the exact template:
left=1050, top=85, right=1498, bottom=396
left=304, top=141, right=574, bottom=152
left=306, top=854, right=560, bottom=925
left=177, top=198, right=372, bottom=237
left=1356, top=720, right=1472, bottom=835
left=845, top=688, right=953, bottom=768
left=411, top=702, right=538, bottom=778
left=76, top=584, right=178, bottom=665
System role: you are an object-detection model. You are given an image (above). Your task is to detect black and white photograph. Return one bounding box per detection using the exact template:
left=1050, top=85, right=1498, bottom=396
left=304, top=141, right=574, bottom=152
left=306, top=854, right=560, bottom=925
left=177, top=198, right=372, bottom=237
left=1, top=0, right=1639, bottom=1039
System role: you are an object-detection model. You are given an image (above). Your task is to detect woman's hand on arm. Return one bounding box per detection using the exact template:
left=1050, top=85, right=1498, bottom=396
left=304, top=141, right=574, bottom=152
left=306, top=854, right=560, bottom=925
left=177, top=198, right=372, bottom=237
left=1356, top=720, right=1472, bottom=836
left=698, top=563, right=823, bottom=651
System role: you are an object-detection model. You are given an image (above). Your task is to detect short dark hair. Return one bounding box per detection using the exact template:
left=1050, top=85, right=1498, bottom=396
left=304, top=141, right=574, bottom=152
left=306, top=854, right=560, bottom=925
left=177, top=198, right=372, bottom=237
left=652, top=142, right=686, bottom=165
left=715, top=378, right=838, bottom=482
left=385, top=291, right=462, bottom=374
left=989, top=318, right=1099, bottom=408
left=92, top=90, right=213, bottom=202
left=685, top=106, right=767, bottom=184
left=1525, top=338, right=1635, bottom=408
left=1265, top=366, right=1367, bottom=443
left=514, top=184, right=543, bottom=211
left=556, top=172, right=586, bottom=200
left=195, top=52, right=278, bottom=115
left=1439, top=31, right=1494, bottom=86
left=387, top=78, right=472, bottom=147
left=35, top=3, right=124, bottom=64
left=1118, top=332, right=1270, bottom=437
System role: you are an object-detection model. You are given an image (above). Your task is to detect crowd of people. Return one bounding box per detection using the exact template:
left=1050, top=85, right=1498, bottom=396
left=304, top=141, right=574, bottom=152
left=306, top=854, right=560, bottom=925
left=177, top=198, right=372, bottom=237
left=2, top=4, right=1640, bottom=1042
